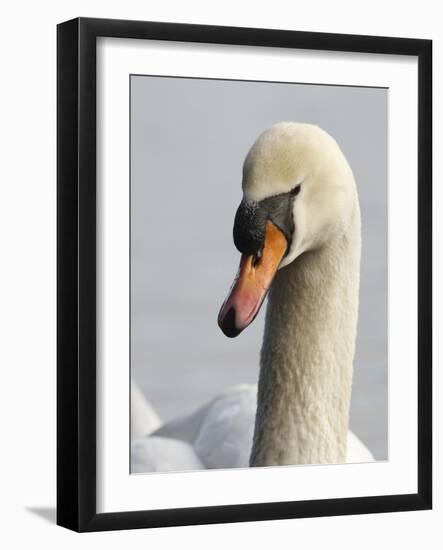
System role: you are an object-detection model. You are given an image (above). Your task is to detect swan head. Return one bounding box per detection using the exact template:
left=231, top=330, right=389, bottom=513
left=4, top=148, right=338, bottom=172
left=218, top=122, right=358, bottom=338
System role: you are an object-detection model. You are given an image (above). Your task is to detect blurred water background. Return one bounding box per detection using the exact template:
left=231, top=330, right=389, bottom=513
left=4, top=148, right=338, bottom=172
left=131, top=76, right=388, bottom=460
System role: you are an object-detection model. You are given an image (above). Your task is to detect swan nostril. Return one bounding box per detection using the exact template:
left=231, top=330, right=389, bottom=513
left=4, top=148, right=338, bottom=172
left=252, top=250, right=262, bottom=268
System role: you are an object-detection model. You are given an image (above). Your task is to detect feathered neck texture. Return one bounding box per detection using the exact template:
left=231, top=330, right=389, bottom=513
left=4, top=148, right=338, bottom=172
left=250, top=205, right=361, bottom=466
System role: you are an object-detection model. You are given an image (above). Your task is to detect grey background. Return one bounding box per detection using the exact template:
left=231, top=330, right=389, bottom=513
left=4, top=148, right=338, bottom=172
left=131, top=76, right=388, bottom=460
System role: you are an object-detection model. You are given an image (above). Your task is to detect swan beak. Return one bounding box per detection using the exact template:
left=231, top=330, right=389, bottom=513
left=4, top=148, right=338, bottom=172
left=218, top=221, right=287, bottom=337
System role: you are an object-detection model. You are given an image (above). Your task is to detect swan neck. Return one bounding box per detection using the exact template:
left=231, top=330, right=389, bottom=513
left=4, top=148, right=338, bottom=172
left=250, top=222, right=361, bottom=466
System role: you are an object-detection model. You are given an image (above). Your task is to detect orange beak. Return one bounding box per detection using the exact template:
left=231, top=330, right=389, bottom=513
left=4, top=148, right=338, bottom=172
left=218, top=221, right=288, bottom=337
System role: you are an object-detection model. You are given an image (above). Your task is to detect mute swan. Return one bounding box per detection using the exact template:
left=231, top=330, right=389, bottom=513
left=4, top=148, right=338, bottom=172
left=132, top=122, right=375, bottom=472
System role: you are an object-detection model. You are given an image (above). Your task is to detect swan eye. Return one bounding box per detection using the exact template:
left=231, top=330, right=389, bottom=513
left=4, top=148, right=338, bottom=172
left=290, top=184, right=301, bottom=197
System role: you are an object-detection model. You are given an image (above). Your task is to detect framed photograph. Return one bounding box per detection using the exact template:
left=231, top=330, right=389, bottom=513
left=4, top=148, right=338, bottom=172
left=57, top=17, right=432, bottom=532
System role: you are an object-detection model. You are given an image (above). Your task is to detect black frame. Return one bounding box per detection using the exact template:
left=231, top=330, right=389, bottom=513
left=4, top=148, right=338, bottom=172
left=57, top=17, right=432, bottom=532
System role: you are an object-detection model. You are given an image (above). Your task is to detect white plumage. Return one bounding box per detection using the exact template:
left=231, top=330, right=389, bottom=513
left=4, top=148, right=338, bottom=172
left=131, top=383, right=374, bottom=472
left=131, top=436, right=204, bottom=473
left=153, top=384, right=256, bottom=469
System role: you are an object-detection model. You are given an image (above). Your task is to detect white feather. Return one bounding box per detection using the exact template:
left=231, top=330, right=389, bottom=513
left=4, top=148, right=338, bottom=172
left=133, top=384, right=373, bottom=472
left=131, top=436, right=204, bottom=473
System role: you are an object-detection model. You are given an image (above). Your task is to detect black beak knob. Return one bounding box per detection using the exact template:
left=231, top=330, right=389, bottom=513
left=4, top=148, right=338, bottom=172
left=233, top=200, right=266, bottom=256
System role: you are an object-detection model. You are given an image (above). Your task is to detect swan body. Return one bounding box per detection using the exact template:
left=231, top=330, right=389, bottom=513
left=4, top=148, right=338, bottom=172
left=131, top=436, right=204, bottom=473
left=133, top=122, right=376, bottom=471
left=131, top=384, right=373, bottom=472
left=154, top=384, right=256, bottom=469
